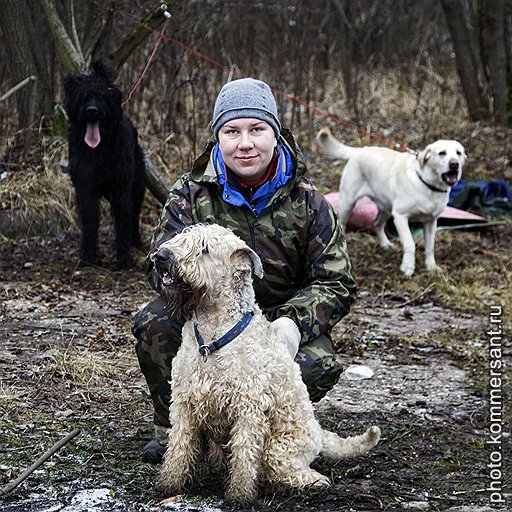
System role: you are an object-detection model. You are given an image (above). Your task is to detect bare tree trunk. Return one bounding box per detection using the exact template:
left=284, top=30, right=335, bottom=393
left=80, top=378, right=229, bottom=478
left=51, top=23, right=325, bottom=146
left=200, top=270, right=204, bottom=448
left=481, top=0, right=509, bottom=124
left=0, top=0, right=55, bottom=147
left=439, top=0, right=489, bottom=121
left=332, top=0, right=359, bottom=117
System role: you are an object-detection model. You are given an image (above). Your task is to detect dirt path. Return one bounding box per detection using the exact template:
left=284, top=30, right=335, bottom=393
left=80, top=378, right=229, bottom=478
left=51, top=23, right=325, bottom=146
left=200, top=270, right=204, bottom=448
left=0, top=232, right=509, bottom=511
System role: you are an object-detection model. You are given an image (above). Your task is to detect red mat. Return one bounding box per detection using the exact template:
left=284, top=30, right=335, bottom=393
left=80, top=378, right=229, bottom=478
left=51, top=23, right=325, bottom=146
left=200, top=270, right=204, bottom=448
left=325, top=193, right=494, bottom=234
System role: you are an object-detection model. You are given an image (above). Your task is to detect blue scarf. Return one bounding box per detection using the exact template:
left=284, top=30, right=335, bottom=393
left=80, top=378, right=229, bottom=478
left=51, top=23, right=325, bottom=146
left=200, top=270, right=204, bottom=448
left=212, top=139, right=294, bottom=216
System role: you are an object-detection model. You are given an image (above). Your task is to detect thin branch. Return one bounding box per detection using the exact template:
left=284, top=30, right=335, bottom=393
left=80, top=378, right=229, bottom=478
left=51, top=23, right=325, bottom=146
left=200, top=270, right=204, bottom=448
left=397, top=284, right=435, bottom=308
left=0, top=428, right=81, bottom=496
left=0, top=76, right=37, bottom=103
left=66, top=0, right=83, bottom=58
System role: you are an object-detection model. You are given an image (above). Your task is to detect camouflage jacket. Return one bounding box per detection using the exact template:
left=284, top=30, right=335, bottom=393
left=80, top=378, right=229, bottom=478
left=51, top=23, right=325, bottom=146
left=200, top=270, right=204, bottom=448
left=147, top=129, right=357, bottom=344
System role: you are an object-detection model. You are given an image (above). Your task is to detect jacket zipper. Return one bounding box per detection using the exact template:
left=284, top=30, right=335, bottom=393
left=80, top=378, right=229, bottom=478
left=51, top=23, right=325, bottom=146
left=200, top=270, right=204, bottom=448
left=242, top=208, right=261, bottom=296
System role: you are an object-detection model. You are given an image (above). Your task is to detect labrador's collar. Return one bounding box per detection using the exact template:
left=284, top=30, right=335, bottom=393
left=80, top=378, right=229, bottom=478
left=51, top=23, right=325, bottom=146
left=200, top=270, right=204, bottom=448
left=416, top=170, right=449, bottom=193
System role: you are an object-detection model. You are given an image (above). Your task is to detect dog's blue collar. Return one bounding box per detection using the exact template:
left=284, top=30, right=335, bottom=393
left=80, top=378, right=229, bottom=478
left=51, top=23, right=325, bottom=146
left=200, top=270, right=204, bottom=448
left=194, top=311, right=254, bottom=363
left=416, top=170, right=449, bottom=193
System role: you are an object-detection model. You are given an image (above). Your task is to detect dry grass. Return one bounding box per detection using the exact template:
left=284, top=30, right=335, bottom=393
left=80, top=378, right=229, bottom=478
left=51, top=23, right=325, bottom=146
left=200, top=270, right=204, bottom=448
left=127, top=65, right=474, bottom=175
left=346, top=223, right=512, bottom=316
left=0, top=381, right=23, bottom=417
left=434, top=262, right=511, bottom=311
left=314, top=68, right=467, bottom=145
left=50, top=350, right=120, bottom=386
left=47, top=346, right=139, bottom=402
left=0, top=136, right=76, bottom=238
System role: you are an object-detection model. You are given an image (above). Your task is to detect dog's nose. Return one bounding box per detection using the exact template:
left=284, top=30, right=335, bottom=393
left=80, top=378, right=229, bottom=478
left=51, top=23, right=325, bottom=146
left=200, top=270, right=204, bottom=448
left=85, top=106, right=99, bottom=116
left=155, top=248, right=171, bottom=262
left=449, top=161, right=459, bottom=171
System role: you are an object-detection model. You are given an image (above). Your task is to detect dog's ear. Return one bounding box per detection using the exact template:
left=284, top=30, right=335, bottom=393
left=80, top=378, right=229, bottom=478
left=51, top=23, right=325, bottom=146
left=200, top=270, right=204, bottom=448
left=63, top=76, right=80, bottom=98
left=459, top=145, right=467, bottom=165
left=231, top=248, right=263, bottom=279
left=91, top=60, right=116, bottom=83
left=109, top=86, right=123, bottom=108
left=417, top=146, right=432, bottom=167
left=247, top=248, right=264, bottom=278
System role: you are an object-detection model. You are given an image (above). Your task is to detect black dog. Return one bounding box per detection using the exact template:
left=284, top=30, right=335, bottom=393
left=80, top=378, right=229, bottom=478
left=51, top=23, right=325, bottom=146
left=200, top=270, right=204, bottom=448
left=63, top=61, right=145, bottom=268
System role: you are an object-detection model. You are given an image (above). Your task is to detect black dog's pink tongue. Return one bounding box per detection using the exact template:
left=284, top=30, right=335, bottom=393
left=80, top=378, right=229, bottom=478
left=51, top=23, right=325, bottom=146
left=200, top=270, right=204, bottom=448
left=85, top=122, right=101, bottom=148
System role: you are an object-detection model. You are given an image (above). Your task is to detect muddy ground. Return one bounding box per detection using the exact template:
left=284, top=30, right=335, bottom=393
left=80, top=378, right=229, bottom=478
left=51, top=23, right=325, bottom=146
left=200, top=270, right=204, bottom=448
left=0, top=220, right=510, bottom=511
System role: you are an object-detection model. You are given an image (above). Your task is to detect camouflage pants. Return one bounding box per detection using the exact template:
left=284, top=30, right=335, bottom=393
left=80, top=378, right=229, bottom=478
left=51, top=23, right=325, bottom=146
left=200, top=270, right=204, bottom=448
left=133, top=295, right=342, bottom=435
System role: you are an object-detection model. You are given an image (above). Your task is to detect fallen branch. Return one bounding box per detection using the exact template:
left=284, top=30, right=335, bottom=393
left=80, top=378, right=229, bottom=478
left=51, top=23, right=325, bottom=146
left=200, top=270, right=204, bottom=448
left=144, top=153, right=170, bottom=205
left=0, top=76, right=37, bottom=103
left=0, top=428, right=81, bottom=496
left=397, top=283, right=435, bottom=308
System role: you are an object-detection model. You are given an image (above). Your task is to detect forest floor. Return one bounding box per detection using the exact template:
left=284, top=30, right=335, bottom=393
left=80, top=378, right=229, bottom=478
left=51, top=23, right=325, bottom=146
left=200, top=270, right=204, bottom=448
left=1, top=200, right=510, bottom=511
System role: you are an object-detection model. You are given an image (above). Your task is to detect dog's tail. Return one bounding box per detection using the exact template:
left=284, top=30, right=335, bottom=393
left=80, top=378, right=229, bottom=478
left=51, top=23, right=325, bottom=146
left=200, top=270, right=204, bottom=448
left=316, top=127, right=358, bottom=161
left=320, top=425, right=381, bottom=459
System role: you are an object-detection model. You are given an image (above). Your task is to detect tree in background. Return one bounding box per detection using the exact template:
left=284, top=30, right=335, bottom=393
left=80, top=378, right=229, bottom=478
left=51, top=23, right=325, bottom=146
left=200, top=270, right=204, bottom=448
left=440, top=0, right=510, bottom=125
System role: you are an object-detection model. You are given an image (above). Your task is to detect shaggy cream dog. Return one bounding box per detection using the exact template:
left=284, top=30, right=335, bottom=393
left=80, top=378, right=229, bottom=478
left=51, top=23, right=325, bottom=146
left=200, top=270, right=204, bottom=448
left=153, top=224, right=380, bottom=505
left=316, top=127, right=466, bottom=276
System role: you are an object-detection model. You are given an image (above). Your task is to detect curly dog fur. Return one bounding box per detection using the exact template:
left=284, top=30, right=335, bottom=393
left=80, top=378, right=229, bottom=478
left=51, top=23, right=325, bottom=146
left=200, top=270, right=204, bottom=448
left=152, top=223, right=381, bottom=505
left=63, top=61, right=145, bottom=268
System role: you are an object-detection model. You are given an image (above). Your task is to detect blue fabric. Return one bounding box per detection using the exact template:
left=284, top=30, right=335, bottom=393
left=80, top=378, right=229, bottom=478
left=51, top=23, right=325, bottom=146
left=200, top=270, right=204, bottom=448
left=212, top=138, right=294, bottom=216
left=449, top=179, right=512, bottom=205
left=448, top=179, right=512, bottom=218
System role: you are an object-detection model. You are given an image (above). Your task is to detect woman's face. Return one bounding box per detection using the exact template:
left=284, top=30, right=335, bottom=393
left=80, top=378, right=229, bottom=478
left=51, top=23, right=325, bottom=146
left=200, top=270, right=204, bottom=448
left=218, top=118, right=277, bottom=181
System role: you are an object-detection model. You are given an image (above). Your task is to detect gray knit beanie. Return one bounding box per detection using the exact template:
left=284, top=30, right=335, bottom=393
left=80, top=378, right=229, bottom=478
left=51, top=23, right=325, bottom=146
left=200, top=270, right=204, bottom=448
left=211, top=78, right=281, bottom=140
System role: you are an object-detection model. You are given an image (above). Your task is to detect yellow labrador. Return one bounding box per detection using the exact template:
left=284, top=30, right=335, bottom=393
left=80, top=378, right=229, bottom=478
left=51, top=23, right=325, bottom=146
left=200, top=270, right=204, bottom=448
left=316, top=128, right=465, bottom=276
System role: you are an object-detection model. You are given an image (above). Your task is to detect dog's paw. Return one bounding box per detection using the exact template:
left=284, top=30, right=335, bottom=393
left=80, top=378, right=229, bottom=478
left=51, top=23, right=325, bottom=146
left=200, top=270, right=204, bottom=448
left=225, top=486, right=258, bottom=507
left=116, top=255, right=136, bottom=269
left=273, top=469, right=331, bottom=490
left=156, top=474, right=187, bottom=496
left=379, top=240, right=396, bottom=251
left=400, top=262, right=415, bottom=277
left=431, top=265, right=444, bottom=275
left=426, top=260, right=443, bottom=273
left=309, top=474, right=331, bottom=489
left=78, top=257, right=101, bottom=268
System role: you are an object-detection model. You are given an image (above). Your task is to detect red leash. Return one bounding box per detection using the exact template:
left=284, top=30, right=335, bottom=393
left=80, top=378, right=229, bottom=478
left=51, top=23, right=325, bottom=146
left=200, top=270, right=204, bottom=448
left=121, top=2, right=171, bottom=108
left=96, top=1, right=414, bottom=152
